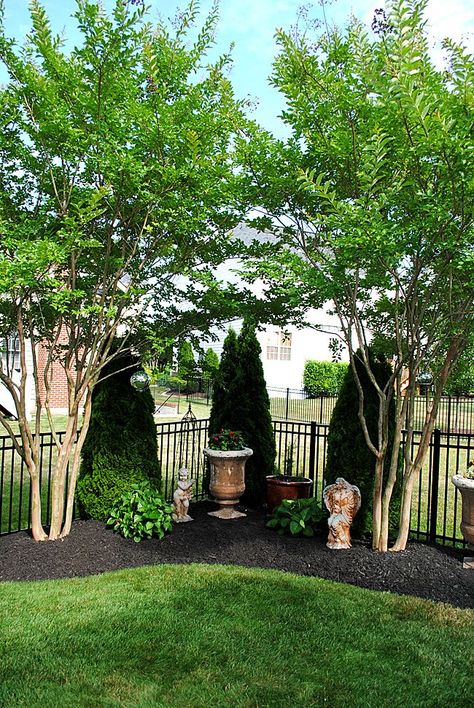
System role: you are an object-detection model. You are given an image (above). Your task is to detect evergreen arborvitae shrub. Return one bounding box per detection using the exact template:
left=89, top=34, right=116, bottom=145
left=202, top=348, right=219, bottom=384
left=77, top=351, right=161, bottom=522
left=207, top=322, right=276, bottom=507
left=177, top=340, right=196, bottom=382
left=208, top=328, right=239, bottom=437
left=231, top=320, right=276, bottom=508
left=325, top=350, right=402, bottom=537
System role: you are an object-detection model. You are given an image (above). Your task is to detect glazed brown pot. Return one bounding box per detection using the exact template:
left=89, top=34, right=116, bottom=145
left=203, top=447, right=253, bottom=519
left=452, top=475, right=474, bottom=549
left=266, top=475, right=313, bottom=513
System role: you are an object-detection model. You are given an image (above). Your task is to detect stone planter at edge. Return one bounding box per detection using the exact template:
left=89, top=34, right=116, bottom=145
left=203, top=447, right=253, bottom=519
left=452, top=475, right=474, bottom=552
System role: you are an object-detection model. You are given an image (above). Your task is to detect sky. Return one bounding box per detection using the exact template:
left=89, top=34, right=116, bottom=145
left=1, top=0, right=473, bottom=137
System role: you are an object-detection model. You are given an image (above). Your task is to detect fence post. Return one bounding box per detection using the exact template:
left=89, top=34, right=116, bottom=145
left=285, top=388, right=290, bottom=420
left=308, top=421, right=317, bottom=482
left=429, top=428, right=441, bottom=544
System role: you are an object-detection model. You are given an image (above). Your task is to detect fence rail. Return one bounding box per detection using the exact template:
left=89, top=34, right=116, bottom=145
left=0, top=431, right=74, bottom=536
left=267, top=388, right=474, bottom=433
left=1, top=421, right=471, bottom=549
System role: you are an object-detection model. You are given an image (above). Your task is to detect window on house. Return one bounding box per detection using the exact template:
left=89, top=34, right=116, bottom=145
left=0, top=336, right=21, bottom=373
left=280, top=332, right=292, bottom=360
left=266, top=330, right=292, bottom=361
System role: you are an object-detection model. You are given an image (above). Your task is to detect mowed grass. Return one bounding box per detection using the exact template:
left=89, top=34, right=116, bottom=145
left=0, top=564, right=472, bottom=708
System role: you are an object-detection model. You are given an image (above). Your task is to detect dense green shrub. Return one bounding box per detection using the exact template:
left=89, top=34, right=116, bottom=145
left=304, top=360, right=348, bottom=396
left=324, top=350, right=402, bottom=537
left=443, top=343, right=474, bottom=395
left=266, top=497, right=324, bottom=536
left=202, top=348, right=219, bottom=383
left=208, top=321, right=276, bottom=507
left=208, top=328, right=239, bottom=437
left=77, top=350, right=161, bottom=522
left=177, top=341, right=197, bottom=380
left=155, top=373, right=185, bottom=390
left=231, top=319, right=276, bottom=507
left=107, top=482, right=173, bottom=542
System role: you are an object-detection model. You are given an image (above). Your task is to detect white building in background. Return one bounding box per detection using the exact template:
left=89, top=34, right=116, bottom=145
left=203, top=313, right=347, bottom=393
left=196, top=223, right=348, bottom=392
left=195, top=224, right=349, bottom=392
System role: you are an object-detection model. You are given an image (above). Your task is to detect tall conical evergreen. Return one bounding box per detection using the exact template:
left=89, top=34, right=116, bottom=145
left=202, top=348, right=219, bottom=384
left=177, top=340, right=196, bottom=381
left=232, top=319, right=276, bottom=508
left=208, top=321, right=276, bottom=507
left=77, top=349, right=161, bottom=521
left=208, top=328, right=239, bottom=436
left=325, top=349, right=402, bottom=536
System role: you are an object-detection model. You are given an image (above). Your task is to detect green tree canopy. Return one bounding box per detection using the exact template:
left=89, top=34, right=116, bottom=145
left=0, top=0, right=254, bottom=540
left=239, top=0, right=474, bottom=550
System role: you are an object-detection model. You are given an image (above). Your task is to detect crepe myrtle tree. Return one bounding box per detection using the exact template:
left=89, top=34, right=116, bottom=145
left=0, top=0, right=256, bottom=541
left=238, top=0, right=474, bottom=551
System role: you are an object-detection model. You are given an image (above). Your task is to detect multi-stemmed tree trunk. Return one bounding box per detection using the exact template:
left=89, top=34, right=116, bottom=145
left=325, top=349, right=402, bottom=539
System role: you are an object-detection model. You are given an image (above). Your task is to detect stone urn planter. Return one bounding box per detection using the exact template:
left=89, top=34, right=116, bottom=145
left=452, top=474, right=474, bottom=553
left=266, top=475, right=313, bottom=514
left=204, top=447, right=253, bottom=519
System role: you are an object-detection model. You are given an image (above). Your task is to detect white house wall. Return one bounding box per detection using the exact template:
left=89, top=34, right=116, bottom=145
left=201, top=314, right=348, bottom=394
left=259, top=323, right=347, bottom=392
left=0, top=339, right=34, bottom=420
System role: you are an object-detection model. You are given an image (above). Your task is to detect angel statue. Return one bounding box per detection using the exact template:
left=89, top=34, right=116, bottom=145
left=172, top=468, right=195, bottom=523
left=323, top=477, right=361, bottom=549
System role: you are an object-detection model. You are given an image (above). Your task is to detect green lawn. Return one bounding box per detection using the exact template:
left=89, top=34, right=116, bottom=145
left=0, top=564, right=472, bottom=707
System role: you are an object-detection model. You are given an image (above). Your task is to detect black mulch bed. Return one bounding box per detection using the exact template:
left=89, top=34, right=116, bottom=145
left=1, top=500, right=473, bottom=609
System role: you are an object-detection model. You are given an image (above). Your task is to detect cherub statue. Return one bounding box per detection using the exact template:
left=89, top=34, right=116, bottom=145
left=323, top=477, right=361, bottom=549
left=172, top=467, right=195, bottom=523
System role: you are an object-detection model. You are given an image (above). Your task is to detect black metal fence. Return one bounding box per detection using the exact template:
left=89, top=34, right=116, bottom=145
left=1, top=420, right=471, bottom=548
left=150, top=380, right=213, bottom=416
left=268, top=388, right=474, bottom=433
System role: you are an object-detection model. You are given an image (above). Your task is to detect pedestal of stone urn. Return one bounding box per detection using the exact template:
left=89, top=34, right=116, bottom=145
left=203, top=447, right=253, bottom=519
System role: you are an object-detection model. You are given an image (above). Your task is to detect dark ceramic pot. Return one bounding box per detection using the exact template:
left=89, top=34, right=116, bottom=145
left=266, top=475, right=313, bottom=513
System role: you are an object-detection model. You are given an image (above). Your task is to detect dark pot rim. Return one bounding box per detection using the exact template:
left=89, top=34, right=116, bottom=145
left=266, top=475, right=313, bottom=485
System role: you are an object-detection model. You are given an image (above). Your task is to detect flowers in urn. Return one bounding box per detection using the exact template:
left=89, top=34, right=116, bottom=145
left=208, top=429, right=246, bottom=451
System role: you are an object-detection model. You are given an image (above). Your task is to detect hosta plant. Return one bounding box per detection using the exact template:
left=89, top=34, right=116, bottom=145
left=107, top=482, right=173, bottom=542
left=266, top=497, right=324, bottom=537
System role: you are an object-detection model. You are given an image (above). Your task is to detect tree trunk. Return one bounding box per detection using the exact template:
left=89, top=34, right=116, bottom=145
left=48, top=469, right=67, bottom=540
left=391, top=338, right=464, bottom=551
left=61, top=392, right=93, bottom=537
left=48, top=420, right=78, bottom=539
left=30, top=474, right=47, bottom=541
left=371, top=456, right=384, bottom=550
left=391, top=472, right=416, bottom=551
left=378, top=423, right=404, bottom=552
